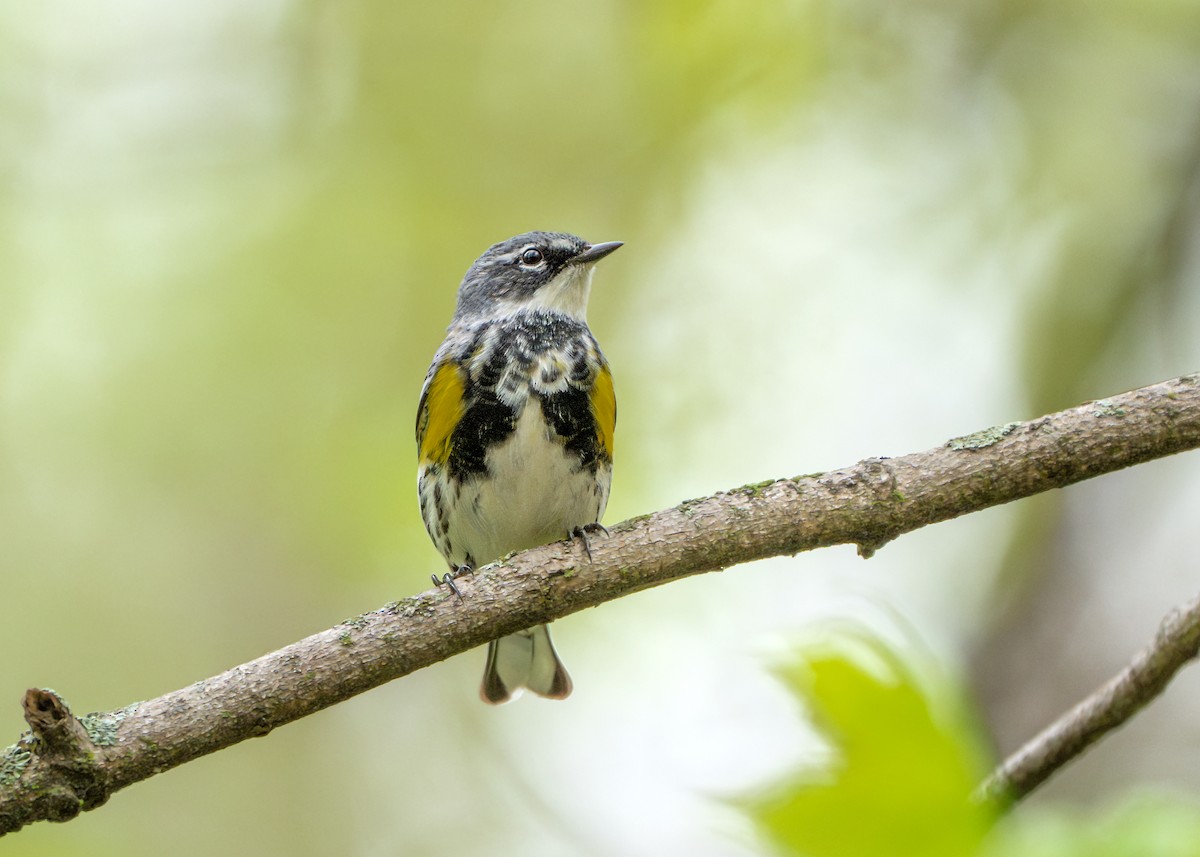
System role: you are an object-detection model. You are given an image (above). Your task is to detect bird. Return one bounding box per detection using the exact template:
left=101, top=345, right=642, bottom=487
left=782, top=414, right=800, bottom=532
left=415, top=231, right=621, bottom=703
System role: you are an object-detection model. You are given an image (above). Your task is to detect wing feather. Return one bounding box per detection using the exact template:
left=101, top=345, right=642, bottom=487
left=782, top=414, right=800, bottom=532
left=416, top=359, right=465, bottom=466
left=590, top=363, right=616, bottom=461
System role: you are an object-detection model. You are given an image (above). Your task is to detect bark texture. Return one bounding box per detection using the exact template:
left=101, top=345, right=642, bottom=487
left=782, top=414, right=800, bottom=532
left=979, top=588, right=1200, bottom=802
left=1, top=373, right=1198, bottom=835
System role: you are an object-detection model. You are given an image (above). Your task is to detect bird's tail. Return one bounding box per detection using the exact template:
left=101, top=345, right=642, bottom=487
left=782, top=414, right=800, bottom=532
left=479, top=623, right=573, bottom=704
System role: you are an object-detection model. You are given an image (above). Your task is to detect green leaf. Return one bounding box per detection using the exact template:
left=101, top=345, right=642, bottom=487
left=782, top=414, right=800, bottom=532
left=981, top=793, right=1200, bottom=857
left=745, top=633, right=1000, bottom=857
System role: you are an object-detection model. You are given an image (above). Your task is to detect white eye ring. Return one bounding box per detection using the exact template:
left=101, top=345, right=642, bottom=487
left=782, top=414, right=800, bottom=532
left=520, top=248, right=544, bottom=265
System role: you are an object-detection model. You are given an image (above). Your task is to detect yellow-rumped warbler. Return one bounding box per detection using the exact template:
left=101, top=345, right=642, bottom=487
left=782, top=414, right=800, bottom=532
left=416, top=231, right=621, bottom=703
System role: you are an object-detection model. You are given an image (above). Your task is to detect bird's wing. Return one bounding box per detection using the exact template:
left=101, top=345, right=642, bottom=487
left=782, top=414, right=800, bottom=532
left=589, top=362, right=616, bottom=462
left=416, top=357, right=465, bottom=466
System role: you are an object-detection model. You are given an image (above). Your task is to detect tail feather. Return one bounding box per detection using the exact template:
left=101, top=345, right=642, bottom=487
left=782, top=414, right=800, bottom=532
left=480, top=624, right=573, bottom=704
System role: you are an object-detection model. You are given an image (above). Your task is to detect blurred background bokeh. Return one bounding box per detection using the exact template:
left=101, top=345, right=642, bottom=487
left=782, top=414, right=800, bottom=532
left=3, top=1, right=1200, bottom=855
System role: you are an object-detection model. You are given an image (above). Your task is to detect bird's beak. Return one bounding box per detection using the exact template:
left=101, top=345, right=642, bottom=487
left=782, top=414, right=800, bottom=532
left=571, top=241, right=623, bottom=265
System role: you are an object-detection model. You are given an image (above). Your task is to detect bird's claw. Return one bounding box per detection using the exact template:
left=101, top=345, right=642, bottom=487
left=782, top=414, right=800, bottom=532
left=570, top=523, right=610, bottom=562
left=431, top=565, right=475, bottom=601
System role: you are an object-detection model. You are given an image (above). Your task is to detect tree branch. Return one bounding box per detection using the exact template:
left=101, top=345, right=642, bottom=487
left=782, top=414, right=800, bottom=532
left=978, top=587, right=1200, bottom=803
left=2, top=373, right=1199, bottom=835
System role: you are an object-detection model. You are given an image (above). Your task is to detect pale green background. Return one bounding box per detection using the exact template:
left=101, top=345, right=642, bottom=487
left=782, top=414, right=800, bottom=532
left=2, top=2, right=1200, bottom=855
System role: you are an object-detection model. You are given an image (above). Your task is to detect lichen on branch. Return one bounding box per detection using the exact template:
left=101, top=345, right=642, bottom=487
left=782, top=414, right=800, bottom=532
left=1, top=373, right=1198, bottom=836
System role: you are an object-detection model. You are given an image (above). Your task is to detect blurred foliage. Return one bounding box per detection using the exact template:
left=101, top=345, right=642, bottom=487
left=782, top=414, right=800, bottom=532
left=747, top=635, right=1200, bottom=857
left=745, top=633, right=999, bottom=857
left=2, top=0, right=1200, bottom=855
left=981, top=795, right=1200, bottom=857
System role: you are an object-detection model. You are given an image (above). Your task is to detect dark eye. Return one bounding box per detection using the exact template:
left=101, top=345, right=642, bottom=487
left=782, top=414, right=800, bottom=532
left=520, top=248, right=544, bottom=265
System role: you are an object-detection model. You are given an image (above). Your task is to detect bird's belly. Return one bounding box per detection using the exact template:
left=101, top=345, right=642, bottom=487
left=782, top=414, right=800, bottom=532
left=451, top=400, right=609, bottom=566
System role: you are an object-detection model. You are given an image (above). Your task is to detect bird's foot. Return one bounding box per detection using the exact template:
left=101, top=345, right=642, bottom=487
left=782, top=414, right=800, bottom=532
left=431, top=564, right=475, bottom=601
left=569, top=523, right=610, bottom=562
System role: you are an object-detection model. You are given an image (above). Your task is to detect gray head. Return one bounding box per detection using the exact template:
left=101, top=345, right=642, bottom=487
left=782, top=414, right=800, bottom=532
left=453, top=231, right=622, bottom=322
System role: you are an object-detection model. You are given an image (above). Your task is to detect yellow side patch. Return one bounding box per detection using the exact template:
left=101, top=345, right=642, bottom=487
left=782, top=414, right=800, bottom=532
left=417, top=361, right=465, bottom=465
left=591, top=364, right=617, bottom=460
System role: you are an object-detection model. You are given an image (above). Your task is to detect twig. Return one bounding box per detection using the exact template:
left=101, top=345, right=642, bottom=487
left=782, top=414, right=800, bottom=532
left=978, top=589, right=1200, bottom=803
left=1, top=373, right=1199, bottom=835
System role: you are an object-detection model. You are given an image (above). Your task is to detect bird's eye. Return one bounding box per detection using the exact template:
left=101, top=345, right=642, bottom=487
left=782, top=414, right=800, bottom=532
left=520, top=248, right=544, bottom=265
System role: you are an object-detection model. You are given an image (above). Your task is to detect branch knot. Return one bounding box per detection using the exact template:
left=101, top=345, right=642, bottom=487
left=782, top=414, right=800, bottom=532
left=19, top=689, right=111, bottom=821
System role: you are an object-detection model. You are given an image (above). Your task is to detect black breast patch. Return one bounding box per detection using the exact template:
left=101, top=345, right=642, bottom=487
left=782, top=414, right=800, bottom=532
left=447, top=391, right=517, bottom=480
left=447, top=342, right=516, bottom=480
left=540, top=385, right=605, bottom=473
left=444, top=312, right=605, bottom=480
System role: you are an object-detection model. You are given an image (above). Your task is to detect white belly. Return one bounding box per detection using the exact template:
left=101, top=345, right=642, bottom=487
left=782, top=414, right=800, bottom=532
left=440, top=400, right=610, bottom=567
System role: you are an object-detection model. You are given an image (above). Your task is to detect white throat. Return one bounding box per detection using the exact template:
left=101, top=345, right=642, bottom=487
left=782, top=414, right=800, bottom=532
left=519, top=263, right=596, bottom=321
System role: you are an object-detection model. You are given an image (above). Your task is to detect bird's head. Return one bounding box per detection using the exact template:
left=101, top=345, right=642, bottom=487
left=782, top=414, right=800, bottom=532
left=454, top=231, right=622, bottom=322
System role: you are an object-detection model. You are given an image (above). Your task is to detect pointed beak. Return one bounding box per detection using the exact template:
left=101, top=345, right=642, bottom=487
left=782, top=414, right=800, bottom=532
left=571, top=241, right=623, bottom=265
